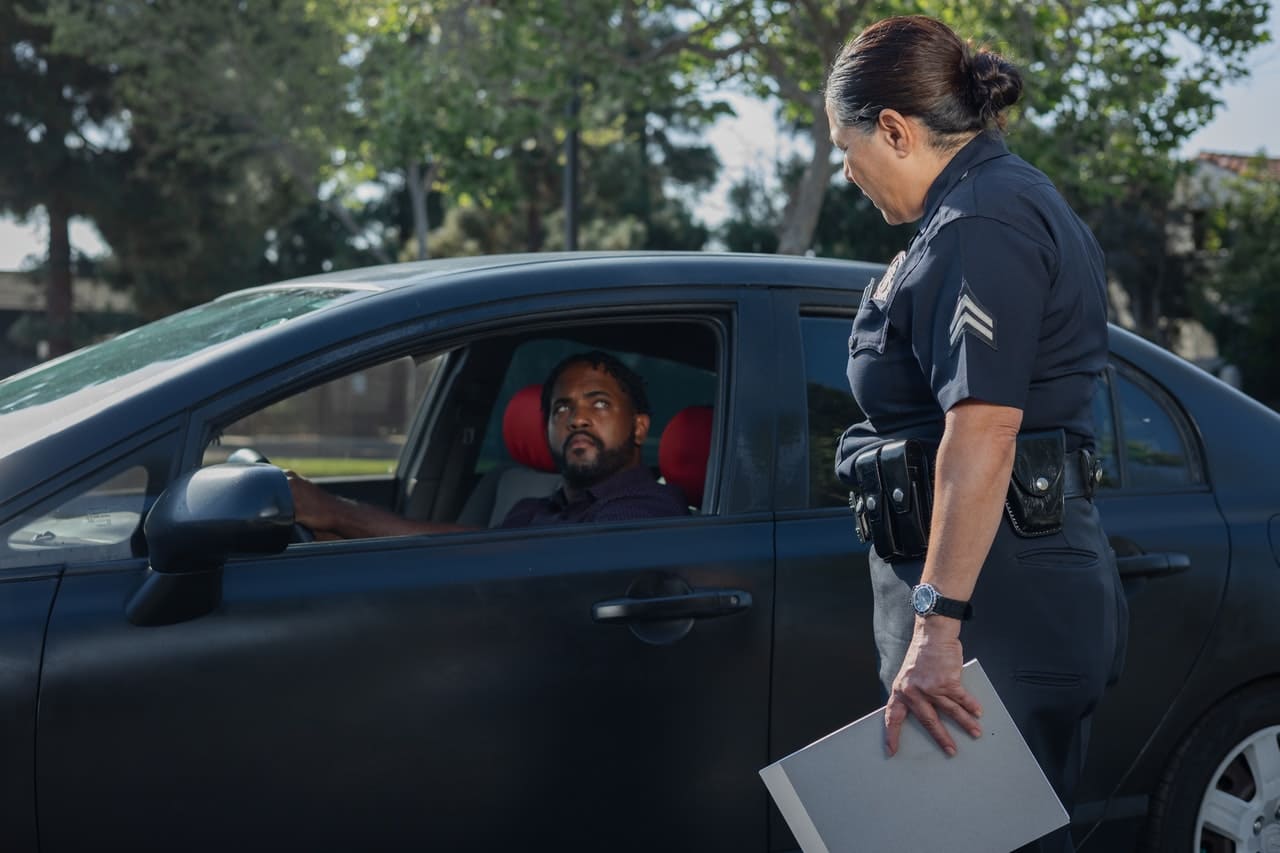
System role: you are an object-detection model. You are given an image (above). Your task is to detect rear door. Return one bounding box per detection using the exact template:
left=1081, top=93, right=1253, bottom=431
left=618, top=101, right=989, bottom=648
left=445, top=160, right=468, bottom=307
left=35, top=288, right=779, bottom=852
left=1074, top=359, right=1230, bottom=831
left=768, top=291, right=885, bottom=850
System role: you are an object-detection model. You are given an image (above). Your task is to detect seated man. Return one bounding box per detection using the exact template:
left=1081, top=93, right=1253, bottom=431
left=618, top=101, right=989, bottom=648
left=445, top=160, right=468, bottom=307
left=287, top=351, right=689, bottom=538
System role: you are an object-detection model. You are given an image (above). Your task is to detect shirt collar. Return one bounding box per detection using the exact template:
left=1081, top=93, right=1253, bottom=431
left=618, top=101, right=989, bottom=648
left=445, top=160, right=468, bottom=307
left=549, top=463, right=654, bottom=508
left=918, top=131, right=1011, bottom=232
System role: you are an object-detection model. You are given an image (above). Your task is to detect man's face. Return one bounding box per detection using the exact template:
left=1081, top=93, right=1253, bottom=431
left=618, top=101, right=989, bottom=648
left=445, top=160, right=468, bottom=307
left=547, top=362, right=650, bottom=489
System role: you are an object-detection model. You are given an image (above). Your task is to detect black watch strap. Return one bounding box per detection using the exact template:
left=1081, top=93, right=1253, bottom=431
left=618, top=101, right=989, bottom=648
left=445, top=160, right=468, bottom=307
left=932, top=595, right=973, bottom=621
left=912, top=582, right=974, bottom=621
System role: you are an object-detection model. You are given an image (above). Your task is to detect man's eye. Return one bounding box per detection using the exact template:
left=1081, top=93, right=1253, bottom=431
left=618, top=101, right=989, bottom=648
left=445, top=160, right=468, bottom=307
left=593, top=400, right=609, bottom=409
left=552, top=403, right=569, bottom=415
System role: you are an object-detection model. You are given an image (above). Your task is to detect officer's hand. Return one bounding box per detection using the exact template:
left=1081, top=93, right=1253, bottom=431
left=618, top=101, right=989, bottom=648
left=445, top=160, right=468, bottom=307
left=884, top=618, right=983, bottom=757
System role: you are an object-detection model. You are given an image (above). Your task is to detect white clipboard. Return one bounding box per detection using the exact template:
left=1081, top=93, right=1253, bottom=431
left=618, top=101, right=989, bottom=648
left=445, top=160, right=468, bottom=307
left=760, top=660, right=1069, bottom=853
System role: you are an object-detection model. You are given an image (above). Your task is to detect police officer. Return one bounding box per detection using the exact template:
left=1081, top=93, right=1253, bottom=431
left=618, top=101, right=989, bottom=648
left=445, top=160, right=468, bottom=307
left=827, top=16, right=1127, bottom=853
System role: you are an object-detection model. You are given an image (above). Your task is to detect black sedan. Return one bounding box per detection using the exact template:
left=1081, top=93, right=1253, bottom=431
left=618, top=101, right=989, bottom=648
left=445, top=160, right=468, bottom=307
left=0, top=252, right=1276, bottom=852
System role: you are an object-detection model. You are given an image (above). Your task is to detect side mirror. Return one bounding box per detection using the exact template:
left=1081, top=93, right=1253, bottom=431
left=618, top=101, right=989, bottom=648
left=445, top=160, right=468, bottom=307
left=127, top=464, right=294, bottom=626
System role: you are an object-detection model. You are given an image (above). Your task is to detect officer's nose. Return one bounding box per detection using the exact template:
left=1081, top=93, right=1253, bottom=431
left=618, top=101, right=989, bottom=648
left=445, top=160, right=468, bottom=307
left=843, top=158, right=855, bottom=183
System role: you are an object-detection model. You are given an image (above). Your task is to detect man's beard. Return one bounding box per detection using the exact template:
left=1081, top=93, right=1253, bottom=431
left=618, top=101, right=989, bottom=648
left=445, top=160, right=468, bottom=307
left=552, top=430, right=637, bottom=490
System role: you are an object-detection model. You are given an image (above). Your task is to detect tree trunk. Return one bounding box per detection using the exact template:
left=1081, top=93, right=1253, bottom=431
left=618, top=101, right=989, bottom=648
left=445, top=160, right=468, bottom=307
left=407, top=160, right=438, bottom=261
left=276, top=147, right=393, bottom=265
left=563, top=84, right=580, bottom=251
left=46, top=197, right=74, bottom=358
left=776, top=110, right=836, bottom=255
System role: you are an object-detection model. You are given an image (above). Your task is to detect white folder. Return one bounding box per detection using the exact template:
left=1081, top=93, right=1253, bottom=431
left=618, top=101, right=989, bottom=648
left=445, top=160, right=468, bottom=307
left=760, top=659, right=1069, bottom=853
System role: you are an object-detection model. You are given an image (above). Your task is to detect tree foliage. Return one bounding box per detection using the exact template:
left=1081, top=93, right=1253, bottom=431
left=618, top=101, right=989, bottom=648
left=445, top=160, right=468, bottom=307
left=1196, top=169, right=1280, bottom=407
left=2, top=0, right=1272, bottom=351
left=0, top=0, right=122, bottom=353
left=716, top=0, right=1269, bottom=343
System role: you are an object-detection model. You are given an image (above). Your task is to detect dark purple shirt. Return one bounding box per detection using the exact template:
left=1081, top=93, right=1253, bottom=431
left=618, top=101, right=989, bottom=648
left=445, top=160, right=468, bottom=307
left=500, top=464, right=689, bottom=528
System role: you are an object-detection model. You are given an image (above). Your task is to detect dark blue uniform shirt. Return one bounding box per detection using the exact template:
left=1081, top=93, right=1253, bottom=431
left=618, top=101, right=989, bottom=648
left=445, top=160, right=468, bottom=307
left=500, top=464, right=689, bottom=528
left=836, top=132, right=1108, bottom=482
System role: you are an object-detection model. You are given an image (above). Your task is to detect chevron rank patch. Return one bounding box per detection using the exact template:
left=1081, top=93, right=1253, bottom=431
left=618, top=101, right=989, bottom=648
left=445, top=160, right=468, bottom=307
left=948, top=282, right=997, bottom=350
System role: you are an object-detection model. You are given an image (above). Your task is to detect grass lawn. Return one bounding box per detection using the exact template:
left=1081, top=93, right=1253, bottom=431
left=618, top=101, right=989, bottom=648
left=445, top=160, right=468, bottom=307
left=275, top=458, right=397, bottom=477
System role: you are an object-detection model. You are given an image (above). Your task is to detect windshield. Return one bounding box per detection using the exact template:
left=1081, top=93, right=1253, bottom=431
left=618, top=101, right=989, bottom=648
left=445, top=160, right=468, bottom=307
left=0, top=288, right=356, bottom=416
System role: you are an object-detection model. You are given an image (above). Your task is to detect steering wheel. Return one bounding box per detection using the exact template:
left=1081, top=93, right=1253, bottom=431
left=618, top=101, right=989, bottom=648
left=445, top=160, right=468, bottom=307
left=225, top=447, right=316, bottom=543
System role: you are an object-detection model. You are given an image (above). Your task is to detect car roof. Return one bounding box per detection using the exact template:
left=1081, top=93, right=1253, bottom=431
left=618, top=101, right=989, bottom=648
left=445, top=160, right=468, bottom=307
left=230, top=251, right=880, bottom=297
left=0, top=253, right=882, bottom=510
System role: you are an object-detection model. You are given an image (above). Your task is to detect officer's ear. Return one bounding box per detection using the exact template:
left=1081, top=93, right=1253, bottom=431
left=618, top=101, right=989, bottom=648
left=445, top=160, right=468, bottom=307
left=876, top=109, right=918, bottom=157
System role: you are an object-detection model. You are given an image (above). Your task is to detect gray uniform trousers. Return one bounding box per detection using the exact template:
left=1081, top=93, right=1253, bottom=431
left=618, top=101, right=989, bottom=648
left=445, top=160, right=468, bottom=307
left=869, top=496, right=1128, bottom=853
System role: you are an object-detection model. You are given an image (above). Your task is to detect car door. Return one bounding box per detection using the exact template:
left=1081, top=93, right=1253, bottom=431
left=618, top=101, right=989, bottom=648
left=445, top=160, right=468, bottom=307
left=34, top=289, right=779, bottom=853
left=1074, top=359, right=1230, bottom=840
left=0, top=421, right=181, bottom=852
left=768, top=291, right=884, bottom=851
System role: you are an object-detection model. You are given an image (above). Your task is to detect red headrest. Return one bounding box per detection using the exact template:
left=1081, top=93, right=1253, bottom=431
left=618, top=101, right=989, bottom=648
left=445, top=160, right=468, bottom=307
left=502, top=384, right=556, bottom=473
left=659, top=405, right=713, bottom=507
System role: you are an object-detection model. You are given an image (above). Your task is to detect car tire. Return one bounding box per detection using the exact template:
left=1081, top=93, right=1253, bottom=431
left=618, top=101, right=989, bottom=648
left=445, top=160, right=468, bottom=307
left=1144, top=681, right=1280, bottom=852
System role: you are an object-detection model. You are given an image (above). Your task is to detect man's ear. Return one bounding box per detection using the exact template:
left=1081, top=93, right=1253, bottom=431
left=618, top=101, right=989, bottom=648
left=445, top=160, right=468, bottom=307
left=877, top=109, right=917, bottom=157
left=632, top=413, right=651, bottom=446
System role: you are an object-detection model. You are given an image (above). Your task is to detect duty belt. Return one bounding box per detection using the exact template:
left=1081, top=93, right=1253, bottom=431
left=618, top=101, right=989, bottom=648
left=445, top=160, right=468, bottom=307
left=1063, top=448, right=1104, bottom=499
left=848, top=437, right=1105, bottom=557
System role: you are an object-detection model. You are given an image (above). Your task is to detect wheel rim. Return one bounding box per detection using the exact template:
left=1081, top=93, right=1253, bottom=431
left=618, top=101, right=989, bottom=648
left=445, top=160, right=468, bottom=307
left=1196, top=725, right=1280, bottom=853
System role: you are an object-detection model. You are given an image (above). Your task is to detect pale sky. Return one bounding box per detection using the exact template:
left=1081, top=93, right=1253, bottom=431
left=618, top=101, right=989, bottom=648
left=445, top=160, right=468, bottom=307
left=3, top=3, right=1278, bottom=269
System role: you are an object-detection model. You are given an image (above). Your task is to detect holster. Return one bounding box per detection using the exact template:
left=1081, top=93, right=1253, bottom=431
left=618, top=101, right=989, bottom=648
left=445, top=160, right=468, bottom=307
left=1005, top=430, right=1067, bottom=537
left=848, top=439, right=934, bottom=561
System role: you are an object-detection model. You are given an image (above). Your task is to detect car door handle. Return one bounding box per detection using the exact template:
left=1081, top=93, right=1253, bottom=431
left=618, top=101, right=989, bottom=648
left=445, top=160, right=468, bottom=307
left=1116, top=552, right=1191, bottom=579
left=592, top=589, right=752, bottom=624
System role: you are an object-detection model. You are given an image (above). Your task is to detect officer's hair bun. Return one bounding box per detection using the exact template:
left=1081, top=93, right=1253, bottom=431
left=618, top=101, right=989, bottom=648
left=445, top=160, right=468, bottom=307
left=967, top=49, right=1023, bottom=129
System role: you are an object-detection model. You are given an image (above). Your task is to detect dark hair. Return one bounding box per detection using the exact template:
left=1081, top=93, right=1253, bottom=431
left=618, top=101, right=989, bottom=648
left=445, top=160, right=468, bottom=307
left=825, top=15, right=1023, bottom=145
left=540, top=350, right=651, bottom=416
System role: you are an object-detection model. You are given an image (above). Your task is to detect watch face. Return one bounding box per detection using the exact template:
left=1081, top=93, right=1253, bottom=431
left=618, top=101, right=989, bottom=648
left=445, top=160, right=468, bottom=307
left=911, top=584, right=936, bottom=615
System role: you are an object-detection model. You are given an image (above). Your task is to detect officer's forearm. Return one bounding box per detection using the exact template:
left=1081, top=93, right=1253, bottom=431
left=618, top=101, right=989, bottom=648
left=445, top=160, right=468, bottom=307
left=919, top=400, right=1022, bottom=605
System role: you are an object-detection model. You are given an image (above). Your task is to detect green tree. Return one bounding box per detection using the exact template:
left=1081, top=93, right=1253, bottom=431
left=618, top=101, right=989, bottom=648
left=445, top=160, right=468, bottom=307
left=0, top=0, right=122, bottom=355
left=728, top=0, right=1270, bottom=272
left=1196, top=168, right=1280, bottom=408
left=38, top=0, right=387, bottom=317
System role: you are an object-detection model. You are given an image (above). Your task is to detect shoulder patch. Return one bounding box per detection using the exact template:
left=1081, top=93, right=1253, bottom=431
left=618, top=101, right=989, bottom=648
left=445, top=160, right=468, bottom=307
left=871, top=250, right=906, bottom=304
left=948, top=281, right=997, bottom=350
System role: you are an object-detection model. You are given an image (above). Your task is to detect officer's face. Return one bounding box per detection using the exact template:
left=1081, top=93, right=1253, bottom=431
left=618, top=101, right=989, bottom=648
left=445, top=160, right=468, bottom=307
left=827, top=104, right=925, bottom=226
left=546, top=362, right=650, bottom=489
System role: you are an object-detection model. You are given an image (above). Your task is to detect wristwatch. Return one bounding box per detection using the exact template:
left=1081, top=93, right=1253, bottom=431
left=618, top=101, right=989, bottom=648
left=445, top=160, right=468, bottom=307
left=911, top=582, right=973, bottom=621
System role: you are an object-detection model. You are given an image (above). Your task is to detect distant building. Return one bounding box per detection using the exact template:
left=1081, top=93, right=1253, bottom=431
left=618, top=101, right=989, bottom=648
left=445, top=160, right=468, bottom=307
left=1171, top=150, right=1280, bottom=251
left=0, top=271, right=137, bottom=377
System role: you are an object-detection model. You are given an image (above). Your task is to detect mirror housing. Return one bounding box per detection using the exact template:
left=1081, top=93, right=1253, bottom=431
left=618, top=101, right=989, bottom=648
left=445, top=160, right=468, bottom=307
left=127, top=463, right=294, bottom=626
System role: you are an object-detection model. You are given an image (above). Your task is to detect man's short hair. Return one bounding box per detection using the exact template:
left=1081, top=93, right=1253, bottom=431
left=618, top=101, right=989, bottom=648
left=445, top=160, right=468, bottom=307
left=541, top=350, right=651, bottom=417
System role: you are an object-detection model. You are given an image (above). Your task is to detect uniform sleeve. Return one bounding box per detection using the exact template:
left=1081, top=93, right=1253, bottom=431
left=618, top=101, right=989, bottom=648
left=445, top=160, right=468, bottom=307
left=909, top=217, right=1054, bottom=413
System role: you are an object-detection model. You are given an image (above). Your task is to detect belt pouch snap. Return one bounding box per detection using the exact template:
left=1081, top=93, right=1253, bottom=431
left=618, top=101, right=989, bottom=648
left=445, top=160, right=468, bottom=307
left=853, top=444, right=895, bottom=558
left=879, top=440, right=932, bottom=559
left=1006, top=429, right=1066, bottom=537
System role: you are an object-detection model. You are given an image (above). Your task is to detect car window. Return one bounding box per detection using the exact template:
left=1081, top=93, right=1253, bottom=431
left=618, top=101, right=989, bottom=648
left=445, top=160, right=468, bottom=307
left=0, top=437, right=176, bottom=570
left=1113, top=370, right=1196, bottom=490
left=801, top=316, right=864, bottom=508
left=204, top=354, right=443, bottom=478
left=475, top=339, right=717, bottom=474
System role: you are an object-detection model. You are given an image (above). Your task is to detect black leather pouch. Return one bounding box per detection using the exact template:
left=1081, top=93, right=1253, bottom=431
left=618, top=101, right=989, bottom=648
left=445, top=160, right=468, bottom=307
left=1005, top=430, right=1066, bottom=537
left=853, top=445, right=893, bottom=557
left=878, top=440, right=932, bottom=559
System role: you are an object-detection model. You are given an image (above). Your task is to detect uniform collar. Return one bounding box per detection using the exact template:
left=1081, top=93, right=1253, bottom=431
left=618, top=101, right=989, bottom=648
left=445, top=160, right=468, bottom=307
left=917, top=131, right=1011, bottom=231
